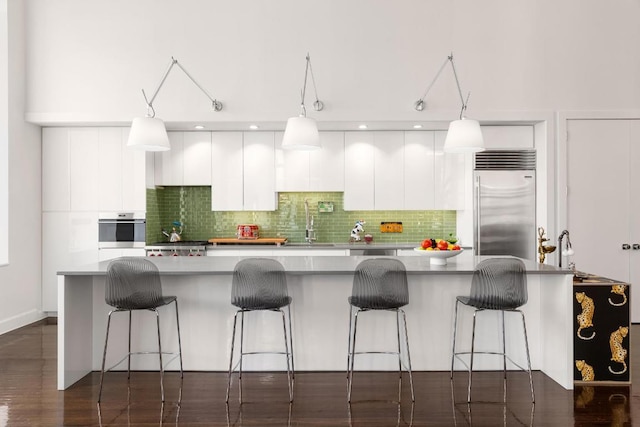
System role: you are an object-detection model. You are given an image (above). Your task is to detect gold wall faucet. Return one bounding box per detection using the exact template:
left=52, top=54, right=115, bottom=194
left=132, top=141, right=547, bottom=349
left=537, top=227, right=556, bottom=264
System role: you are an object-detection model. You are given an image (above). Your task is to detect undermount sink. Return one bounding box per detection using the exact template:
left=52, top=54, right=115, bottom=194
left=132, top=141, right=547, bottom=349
left=284, top=243, right=336, bottom=247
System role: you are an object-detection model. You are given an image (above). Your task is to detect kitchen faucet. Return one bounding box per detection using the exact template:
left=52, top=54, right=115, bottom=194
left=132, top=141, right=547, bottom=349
left=304, top=199, right=316, bottom=244
left=557, top=229, right=574, bottom=268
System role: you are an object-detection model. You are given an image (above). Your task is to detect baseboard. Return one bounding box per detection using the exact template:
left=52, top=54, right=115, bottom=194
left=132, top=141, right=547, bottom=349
left=0, top=309, right=47, bottom=335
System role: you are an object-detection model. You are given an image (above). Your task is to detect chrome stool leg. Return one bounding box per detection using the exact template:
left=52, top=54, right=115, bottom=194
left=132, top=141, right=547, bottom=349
left=400, top=308, right=415, bottom=402
left=347, top=309, right=361, bottom=403
left=520, top=310, right=535, bottom=403
left=467, top=309, right=480, bottom=403
left=155, top=309, right=165, bottom=402
left=225, top=310, right=240, bottom=403
left=127, top=311, right=132, bottom=381
left=281, top=309, right=293, bottom=402
left=287, top=305, right=295, bottom=380
left=346, top=305, right=354, bottom=379
left=98, top=310, right=114, bottom=403
left=174, top=300, right=184, bottom=378
left=451, top=299, right=460, bottom=378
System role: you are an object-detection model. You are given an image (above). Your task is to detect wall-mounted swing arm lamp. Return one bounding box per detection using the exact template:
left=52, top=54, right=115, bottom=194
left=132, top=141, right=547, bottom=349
left=414, top=53, right=484, bottom=153
left=127, top=57, right=223, bottom=151
left=282, top=53, right=324, bottom=150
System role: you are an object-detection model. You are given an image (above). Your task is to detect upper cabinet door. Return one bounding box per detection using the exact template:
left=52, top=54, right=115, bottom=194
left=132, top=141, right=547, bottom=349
left=154, top=132, right=184, bottom=186
left=344, top=132, right=375, bottom=210
left=434, top=131, right=466, bottom=210
left=97, top=128, right=123, bottom=212
left=183, top=132, right=212, bottom=185
left=275, top=131, right=310, bottom=192
left=310, top=132, right=345, bottom=191
left=481, top=125, right=534, bottom=149
left=121, top=128, right=146, bottom=212
left=69, top=128, right=100, bottom=211
left=42, top=128, right=71, bottom=212
left=211, top=132, right=244, bottom=211
left=374, top=131, right=404, bottom=210
left=404, top=131, right=435, bottom=210
left=243, top=132, right=277, bottom=211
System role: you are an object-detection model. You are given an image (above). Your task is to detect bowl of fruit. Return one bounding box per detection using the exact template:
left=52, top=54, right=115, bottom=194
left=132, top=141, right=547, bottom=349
left=414, top=238, right=463, bottom=265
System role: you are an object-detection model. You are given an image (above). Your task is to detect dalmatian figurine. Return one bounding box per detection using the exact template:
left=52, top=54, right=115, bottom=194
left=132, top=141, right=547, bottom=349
left=350, top=220, right=366, bottom=242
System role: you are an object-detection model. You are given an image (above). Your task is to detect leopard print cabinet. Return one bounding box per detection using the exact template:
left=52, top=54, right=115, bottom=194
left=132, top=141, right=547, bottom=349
left=608, top=326, right=628, bottom=375
left=608, top=284, right=627, bottom=307
left=576, top=292, right=596, bottom=340
left=576, top=360, right=595, bottom=381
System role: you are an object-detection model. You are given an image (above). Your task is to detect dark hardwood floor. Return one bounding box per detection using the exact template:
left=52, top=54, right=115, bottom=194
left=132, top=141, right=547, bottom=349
left=0, top=319, right=636, bottom=426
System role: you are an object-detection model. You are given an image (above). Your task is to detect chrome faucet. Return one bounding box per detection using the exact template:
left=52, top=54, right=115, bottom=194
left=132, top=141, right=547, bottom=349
left=557, top=229, right=574, bottom=268
left=304, top=199, right=316, bottom=243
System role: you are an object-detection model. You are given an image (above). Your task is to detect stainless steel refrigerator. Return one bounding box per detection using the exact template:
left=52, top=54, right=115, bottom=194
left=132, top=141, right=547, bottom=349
left=474, top=150, right=536, bottom=260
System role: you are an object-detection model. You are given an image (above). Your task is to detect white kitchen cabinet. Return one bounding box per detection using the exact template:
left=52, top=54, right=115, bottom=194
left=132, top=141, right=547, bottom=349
left=69, top=128, right=100, bottom=211
left=310, top=132, right=345, bottom=191
left=42, top=128, right=71, bottom=212
left=98, top=128, right=123, bottom=211
left=211, top=131, right=276, bottom=211
left=276, top=131, right=345, bottom=192
left=98, top=128, right=146, bottom=212
left=434, top=131, right=466, bottom=210
left=43, top=127, right=146, bottom=213
left=183, top=132, right=212, bottom=185
left=211, top=132, right=244, bottom=211
left=243, top=132, right=277, bottom=211
left=275, top=131, right=308, bottom=192
left=120, top=128, right=146, bottom=212
left=42, top=127, right=146, bottom=312
left=566, top=119, right=640, bottom=321
left=404, top=131, right=436, bottom=210
left=344, top=132, right=375, bottom=210
left=98, top=248, right=146, bottom=262
left=154, top=132, right=184, bottom=186
left=207, top=249, right=274, bottom=257
left=42, top=211, right=99, bottom=312
left=481, top=125, right=534, bottom=149
left=374, top=131, right=404, bottom=210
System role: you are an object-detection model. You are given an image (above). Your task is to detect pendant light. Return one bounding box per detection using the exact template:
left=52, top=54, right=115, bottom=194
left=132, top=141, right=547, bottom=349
left=128, top=57, right=223, bottom=151
left=414, top=53, right=484, bottom=153
left=282, top=54, right=324, bottom=150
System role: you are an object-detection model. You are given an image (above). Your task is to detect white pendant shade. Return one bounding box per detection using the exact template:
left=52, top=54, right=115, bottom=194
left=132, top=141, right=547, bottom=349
left=127, top=117, right=171, bottom=151
left=282, top=116, right=322, bottom=150
left=443, top=118, right=485, bottom=153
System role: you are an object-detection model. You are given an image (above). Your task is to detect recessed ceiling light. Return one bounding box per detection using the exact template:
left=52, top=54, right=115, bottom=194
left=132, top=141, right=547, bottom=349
left=249, top=125, right=259, bottom=130
left=413, top=124, right=423, bottom=129
left=194, top=125, right=205, bottom=130
left=358, top=124, right=368, bottom=130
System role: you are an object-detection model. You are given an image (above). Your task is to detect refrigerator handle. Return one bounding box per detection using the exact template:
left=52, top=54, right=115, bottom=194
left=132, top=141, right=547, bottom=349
left=475, top=174, right=481, bottom=256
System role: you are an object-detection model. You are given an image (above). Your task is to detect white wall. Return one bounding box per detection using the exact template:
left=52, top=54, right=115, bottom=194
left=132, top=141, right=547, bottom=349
left=0, top=0, right=44, bottom=334
left=23, top=0, right=640, bottom=126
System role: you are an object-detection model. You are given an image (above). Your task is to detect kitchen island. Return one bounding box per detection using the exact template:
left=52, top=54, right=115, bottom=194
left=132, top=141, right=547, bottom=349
left=57, top=253, right=574, bottom=391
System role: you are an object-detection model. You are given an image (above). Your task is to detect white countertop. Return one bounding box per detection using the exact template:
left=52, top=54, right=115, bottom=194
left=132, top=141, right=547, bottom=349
left=58, top=252, right=570, bottom=276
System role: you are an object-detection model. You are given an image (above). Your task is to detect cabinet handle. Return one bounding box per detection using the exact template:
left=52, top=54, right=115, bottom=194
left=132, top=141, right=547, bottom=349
left=622, top=244, right=631, bottom=250
left=633, top=244, right=640, bottom=250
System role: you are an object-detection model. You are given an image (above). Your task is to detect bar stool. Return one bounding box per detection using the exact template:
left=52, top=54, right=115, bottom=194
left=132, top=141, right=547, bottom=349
left=451, top=258, right=535, bottom=402
left=347, top=258, right=415, bottom=402
left=226, top=258, right=294, bottom=403
left=98, top=257, right=183, bottom=402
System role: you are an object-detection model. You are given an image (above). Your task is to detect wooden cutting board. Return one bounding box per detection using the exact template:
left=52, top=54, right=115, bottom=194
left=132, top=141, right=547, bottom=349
left=208, top=237, right=288, bottom=246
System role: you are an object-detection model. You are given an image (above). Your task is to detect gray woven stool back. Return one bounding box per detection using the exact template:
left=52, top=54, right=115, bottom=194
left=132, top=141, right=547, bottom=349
left=105, top=257, right=165, bottom=309
left=349, top=258, right=409, bottom=309
left=232, top=258, right=291, bottom=310
left=467, top=258, right=527, bottom=310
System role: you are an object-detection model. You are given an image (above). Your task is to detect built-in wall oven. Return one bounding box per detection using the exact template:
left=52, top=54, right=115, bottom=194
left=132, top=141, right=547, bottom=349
left=98, top=213, right=146, bottom=248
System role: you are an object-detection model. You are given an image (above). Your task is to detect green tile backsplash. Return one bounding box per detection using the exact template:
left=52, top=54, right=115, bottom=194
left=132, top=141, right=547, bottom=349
left=146, top=187, right=456, bottom=244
